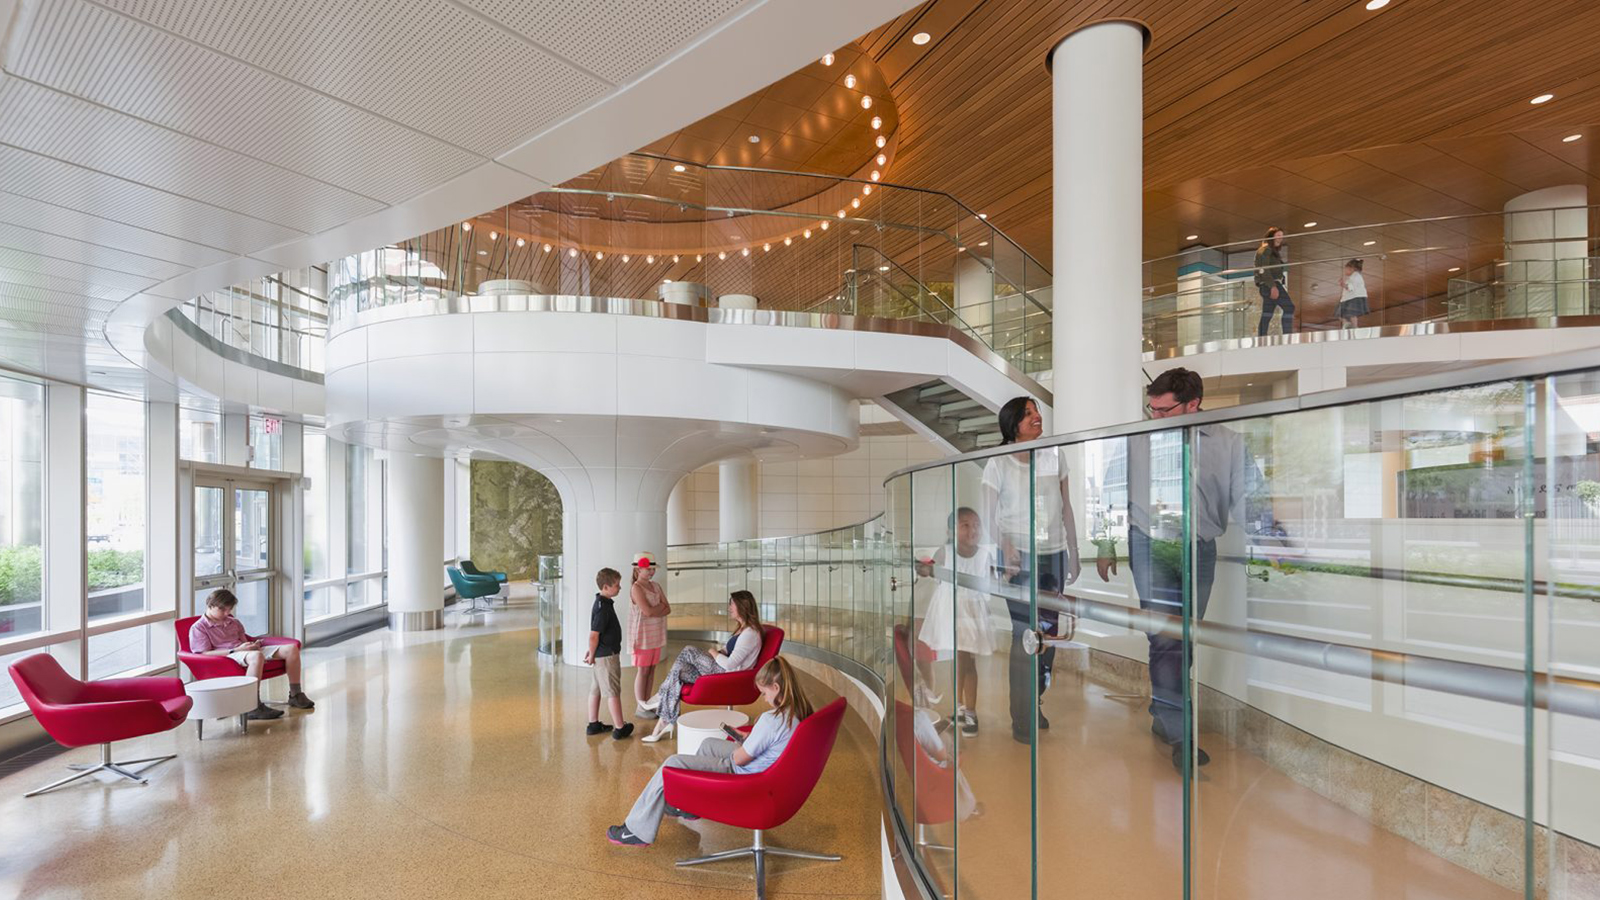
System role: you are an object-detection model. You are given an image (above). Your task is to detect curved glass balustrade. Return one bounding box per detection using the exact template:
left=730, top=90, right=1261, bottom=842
left=669, top=349, right=1600, bottom=900
left=325, top=153, right=1053, bottom=374
left=1143, top=205, right=1600, bottom=358
left=176, top=267, right=328, bottom=373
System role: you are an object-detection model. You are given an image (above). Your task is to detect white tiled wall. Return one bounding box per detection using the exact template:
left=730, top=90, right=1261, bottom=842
left=677, top=430, right=945, bottom=544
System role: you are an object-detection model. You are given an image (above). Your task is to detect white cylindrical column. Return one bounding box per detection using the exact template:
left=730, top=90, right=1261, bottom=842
left=954, top=257, right=995, bottom=334
left=666, top=475, right=692, bottom=546
left=1050, top=20, right=1147, bottom=433
left=1504, top=185, right=1588, bottom=316
left=718, top=458, right=759, bottom=543
left=387, top=453, right=445, bottom=631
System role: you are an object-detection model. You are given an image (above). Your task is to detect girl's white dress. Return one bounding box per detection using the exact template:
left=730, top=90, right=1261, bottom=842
left=918, top=545, right=999, bottom=656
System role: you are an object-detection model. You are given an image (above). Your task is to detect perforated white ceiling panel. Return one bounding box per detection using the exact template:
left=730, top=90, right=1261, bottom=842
left=457, top=0, right=751, bottom=84
left=8, top=0, right=483, bottom=204
left=92, top=0, right=614, bottom=157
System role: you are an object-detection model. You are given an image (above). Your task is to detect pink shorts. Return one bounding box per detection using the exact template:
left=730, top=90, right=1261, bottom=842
left=632, top=647, right=662, bottom=667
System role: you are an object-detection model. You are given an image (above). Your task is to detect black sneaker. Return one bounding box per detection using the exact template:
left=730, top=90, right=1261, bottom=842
left=664, top=804, right=700, bottom=820
left=606, top=825, right=649, bottom=846
left=960, top=714, right=979, bottom=736
left=612, top=723, right=634, bottom=740
left=586, top=721, right=612, bottom=736
left=1171, top=743, right=1211, bottom=772
left=247, top=703, right=284, bottom=720
left=287, top=692, right=315, bottom=710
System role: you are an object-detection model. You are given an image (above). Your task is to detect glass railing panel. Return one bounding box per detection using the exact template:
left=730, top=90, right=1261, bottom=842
left=1188, top=382, right=1536, bottom=899
left=949, top=456, right=1023, bottom=899
left=908, top=464, right=957, bottom=896
left=887, top=470, right=917, bottom=855
left=1544, top=370, right=1600, bottom=897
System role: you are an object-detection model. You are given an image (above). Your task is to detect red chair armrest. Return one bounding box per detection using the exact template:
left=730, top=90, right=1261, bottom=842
left=77, top=675, right=187, bottom=704
left=33, top=698, right=181, bottom=747
left=178, top=651, right=245, bottom=680
left=663, top=768, right=780, bottom=829
left=259, top=636, right=301, bottom=649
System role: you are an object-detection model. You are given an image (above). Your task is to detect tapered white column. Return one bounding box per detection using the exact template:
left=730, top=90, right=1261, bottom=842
left=719, top=458, right=759, bottom=542
left=387, top=453, right=444, bottom=631
left=1050, top=21, right=1147, bottom=433
left=667, top=475, right=692, bottom=546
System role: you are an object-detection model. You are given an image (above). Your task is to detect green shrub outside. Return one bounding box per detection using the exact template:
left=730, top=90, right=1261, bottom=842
left=0, top=545, right=145, bottom=606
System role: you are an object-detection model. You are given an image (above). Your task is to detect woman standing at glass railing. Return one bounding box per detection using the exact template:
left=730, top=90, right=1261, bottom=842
left=1255, top=226, right=1294, bottom=337
left=982, top=397, right=1080, bottom=744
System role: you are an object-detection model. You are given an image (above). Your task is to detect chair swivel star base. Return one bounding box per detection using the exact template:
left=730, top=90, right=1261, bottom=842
left=676, top=829, right=841, bottom=900
left=28, top=743, right=178, bottom=798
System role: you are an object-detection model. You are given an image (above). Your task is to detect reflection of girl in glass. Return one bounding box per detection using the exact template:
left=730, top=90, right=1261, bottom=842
left=981, top=397, right=1080, bottom=742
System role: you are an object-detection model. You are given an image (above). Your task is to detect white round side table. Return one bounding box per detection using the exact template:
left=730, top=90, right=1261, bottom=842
left=677, top=708, right=750, bottom=756
left=186, top=675, right=259, bottom=740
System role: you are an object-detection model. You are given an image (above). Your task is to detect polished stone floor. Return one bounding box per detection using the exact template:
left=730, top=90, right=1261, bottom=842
left=0, top=606, right=882, bottom=899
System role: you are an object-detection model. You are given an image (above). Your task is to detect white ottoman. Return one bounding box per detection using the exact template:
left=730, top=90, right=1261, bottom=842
left=186, top=675, right=260, bottom=740
left=677, top=708, right=750, bottom=756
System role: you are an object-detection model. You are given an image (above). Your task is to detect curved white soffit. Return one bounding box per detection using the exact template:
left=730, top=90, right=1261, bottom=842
left=104, top=0, right=919, bottom=369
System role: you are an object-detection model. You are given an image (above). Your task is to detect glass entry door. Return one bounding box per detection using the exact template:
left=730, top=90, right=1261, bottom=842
left=193, top=477, right=276, bottom=636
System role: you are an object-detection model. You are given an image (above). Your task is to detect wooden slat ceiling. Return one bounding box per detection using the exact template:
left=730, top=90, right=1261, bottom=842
left=854, top=0, right=1600, bottom=268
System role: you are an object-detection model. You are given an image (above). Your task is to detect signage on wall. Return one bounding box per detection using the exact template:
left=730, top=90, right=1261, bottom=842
left=263, top=416, right=281, bottom=435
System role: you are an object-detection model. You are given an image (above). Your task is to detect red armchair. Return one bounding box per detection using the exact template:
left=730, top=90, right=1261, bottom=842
left=894, top=700, right=956, bottom=853
left=663, top=697, right=846, bottom=899
left=8, top=653, right=191, bottom=797
left=175, top=615, right=300, bottom=691
left=680, top=626, right=785, bottom=708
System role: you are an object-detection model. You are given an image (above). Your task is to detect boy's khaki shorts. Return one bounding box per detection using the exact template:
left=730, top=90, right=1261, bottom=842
left=590, top=654, right=621, bottom=699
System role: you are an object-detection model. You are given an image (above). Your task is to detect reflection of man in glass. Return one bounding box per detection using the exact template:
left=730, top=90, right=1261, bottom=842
left=1097, top=369, right=1256, bottom=771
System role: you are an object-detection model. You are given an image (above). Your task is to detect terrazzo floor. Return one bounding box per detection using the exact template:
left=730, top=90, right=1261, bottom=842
left=0, top=607, right=883, bottom=900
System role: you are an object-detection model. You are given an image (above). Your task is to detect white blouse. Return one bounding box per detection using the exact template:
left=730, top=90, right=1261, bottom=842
left=1340, top=270, right=1367, bottom=302
left=718, top=626, right=762, bottom=671
left=981, top=447, right=1071, bottom=553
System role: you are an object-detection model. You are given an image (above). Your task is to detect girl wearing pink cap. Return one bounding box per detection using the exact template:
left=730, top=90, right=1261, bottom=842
left=629, top=552, right=670, bottom=717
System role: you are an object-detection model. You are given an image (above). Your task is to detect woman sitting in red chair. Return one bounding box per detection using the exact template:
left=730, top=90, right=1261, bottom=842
left=190, top=588, right=314, bottom=719
left=638, top=590, right=764, bottom=743
left=609, top=656, right=808, bottom=846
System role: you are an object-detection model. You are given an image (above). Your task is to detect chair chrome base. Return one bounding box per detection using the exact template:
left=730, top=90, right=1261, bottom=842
left=27, top=743, right=177, bottom=797
left=677, top=828, right=840, bottom=900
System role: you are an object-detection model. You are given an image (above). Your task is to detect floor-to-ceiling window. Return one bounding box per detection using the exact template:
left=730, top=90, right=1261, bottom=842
left=179, top=407, right=221, bottom=463
left=346, top=444, right=385, bottom=609
left=84, top=392, right=149, bottom=679
left=303, top=427, right=334, bottom=621
left=0, top=375, right=45, bottom=710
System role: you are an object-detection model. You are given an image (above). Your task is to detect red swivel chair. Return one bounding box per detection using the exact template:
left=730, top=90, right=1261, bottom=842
left=8, top=653, right=192, bottom=797
left=893, top=700, right=957, bottom=853
left=664, top=697, right=847, bottom=899
left=175, top=616, right=300, bottom=695
left=680, top=626, right=785, bottom=708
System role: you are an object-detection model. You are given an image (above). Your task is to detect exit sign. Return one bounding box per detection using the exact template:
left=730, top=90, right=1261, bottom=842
left=263, top=416, right=281, bottom=434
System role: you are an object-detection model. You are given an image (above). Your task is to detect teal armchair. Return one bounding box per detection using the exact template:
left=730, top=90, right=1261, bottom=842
left=448, top=566, right=501, bottom=616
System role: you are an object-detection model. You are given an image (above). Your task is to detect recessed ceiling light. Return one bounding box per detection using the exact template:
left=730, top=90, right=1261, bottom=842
left=870, top=116, right=882, bottom=130
left=1563, top=133, right=1583, bottom=142
left=957, top=246, right=966, bottom=252
left=912, top=31, right=931, bottom=44
left=821, top=53, right=835, bottom=66
left=1364, top=0, right=1388, bottom=9
left=821, top=221, right=830, bottom=230
left=1185, top=234, right=1199, bottom=241
left=488, top=230, right=497, bottom=240
left=595, top=252, right=604, bottom=260
left=876, top=135, right=887, bottom=149
left=672, top=164, right=686, bottom=172
left=1303, top=221, right=1318, bottom=228
left=673, top=255, right=680, bottom=262
left=622, top=254, right=630, bottom=262
left=862, top=184, right=872, bottom=195
left=837, top=209, right=846, bottom=217
left=646, top=255, right=655, bottom=263
left=878, top=265, right=890, bottom=271
left=543, top=243, right=552, bottom=252
left=851, top=198, right=861, bottom=208
left=1448, top=267, right=1461, bottom=273
left=718, top=251, right=727, bottom=260
left=748, top=134, right=760, bottom=143
left=978, top=241, right=989, bottom=247
left=696, top=254, right=703, bottom=262
left=870, top=170, right=881, bottom=182
left=876, top=153, right=887, bottom=166
left=742, top=247, right=750, bottom=257
left=663, top=278, right=672, bottom=284
left=1531, top=93, right=1554, bottom=105
left=844, top=74, right=857, bottom=89
left=784, top=237, right=792, bottom=246
left=803, top=229, right=812, bottom=238
left=515, top=237, right=525, bottom=247
left=763, top=243, right=771, bottom=252
left=477, top=250, right=488, bottom=255
left=861, top=96, right=873, bottom=110
left=462, top=222, right=472, bottom=231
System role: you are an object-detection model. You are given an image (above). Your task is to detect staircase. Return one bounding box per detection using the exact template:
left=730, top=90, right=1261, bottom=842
left=882, top=380, right=1004, bottom=452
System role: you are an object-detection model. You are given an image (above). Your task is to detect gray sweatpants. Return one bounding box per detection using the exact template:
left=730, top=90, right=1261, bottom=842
left=624, top=738, right=736, bottom=843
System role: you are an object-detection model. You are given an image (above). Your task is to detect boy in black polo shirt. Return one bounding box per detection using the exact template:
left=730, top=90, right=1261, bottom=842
left=585, top=567, right=633, bottom=739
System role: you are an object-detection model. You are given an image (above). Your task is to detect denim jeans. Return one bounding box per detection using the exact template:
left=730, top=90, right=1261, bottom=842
left=1257, top=282, right=1294, bottom=336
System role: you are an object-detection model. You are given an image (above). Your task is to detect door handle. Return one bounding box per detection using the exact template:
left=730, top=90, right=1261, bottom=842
left=1021, top=626, right=1081, bottom=656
